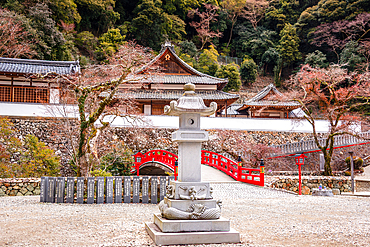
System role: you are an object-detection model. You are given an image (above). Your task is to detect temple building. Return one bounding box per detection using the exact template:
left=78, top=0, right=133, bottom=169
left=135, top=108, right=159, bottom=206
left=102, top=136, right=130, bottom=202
left=0, top=57, right=80, bottom=104
left=223, top=84, right=301, bottom=118
left=111, top=42, right=240, bottom=116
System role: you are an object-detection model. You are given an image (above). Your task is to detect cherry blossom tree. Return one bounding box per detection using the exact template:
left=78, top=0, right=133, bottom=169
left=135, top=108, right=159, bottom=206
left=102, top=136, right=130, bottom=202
left=188, top=4, right=223, bottom=50
left=288, top=64, right=370, bottom=175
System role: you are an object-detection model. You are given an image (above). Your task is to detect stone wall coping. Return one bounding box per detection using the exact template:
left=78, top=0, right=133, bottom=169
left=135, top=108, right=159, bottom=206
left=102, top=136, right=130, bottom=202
left=267, top=176, right=350, bottom=181
left=0, top=178, right=41, bottom=183
left=355, top=178, right=370, bottom=182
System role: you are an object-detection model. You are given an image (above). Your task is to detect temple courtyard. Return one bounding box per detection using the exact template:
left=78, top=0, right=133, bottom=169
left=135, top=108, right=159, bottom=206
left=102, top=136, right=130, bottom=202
left=1, top=181, right=369, bottom=247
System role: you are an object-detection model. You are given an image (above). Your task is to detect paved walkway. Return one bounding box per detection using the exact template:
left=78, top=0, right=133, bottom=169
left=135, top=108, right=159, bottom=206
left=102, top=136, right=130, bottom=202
left=201, top=164, right=237, bottom=182
left=356, top=165, right=370, bottom=179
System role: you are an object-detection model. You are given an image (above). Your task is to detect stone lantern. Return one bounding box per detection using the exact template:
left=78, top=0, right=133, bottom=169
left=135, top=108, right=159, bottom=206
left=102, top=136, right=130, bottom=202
left=145, top=83, right=240, bottom=245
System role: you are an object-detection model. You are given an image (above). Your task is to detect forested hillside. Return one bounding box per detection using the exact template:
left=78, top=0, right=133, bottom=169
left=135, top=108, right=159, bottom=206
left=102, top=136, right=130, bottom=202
left=1, top=0, right=370, bottom=85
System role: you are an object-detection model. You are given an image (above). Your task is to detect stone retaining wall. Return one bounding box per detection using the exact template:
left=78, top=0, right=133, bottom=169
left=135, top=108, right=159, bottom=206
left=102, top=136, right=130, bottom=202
left=267, top=176, right=352, bottom=195
left=356, top=179, right=370, bottom=192
left=0, top=178, right=41, bottom=196
left=7, top=117, right=370, bottom=176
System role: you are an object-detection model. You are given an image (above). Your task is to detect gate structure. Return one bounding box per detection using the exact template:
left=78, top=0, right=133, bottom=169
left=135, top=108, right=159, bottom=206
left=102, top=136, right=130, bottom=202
left=133, top=149, right=264, bottom=186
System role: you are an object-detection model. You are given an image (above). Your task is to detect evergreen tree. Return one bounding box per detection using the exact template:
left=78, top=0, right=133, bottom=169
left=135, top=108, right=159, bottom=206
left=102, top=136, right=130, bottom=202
left=215, top=63, right=241, bottom=92
left=240, top=57, right=257, bottom=85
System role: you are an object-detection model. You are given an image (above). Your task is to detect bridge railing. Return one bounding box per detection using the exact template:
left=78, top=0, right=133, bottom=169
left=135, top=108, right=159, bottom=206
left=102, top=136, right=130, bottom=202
left=133, top=149, right=177, bottom=176
left=273, top=132, right=370, bottom=154
left=133, top=150, right=265, bottom=186
left=201, top=150, right=264, bottom=186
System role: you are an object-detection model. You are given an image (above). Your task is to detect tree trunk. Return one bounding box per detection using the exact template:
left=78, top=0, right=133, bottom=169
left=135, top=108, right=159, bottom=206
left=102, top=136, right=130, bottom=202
left=323, top=152, right=333, bottom=176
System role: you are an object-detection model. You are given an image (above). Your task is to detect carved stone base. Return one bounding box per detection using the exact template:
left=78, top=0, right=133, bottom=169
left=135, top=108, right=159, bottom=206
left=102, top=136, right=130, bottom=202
left=145, top=222, right=240, bottom=246
left=168, top=181, right=213, bottom=200
left=164, top=197, right=217, bottom=211
left=153, top=213, right=230, bottom=232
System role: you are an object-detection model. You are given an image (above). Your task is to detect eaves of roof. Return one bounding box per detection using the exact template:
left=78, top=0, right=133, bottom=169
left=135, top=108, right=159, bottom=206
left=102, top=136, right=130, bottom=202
left=0, top=57, right=80, bottom=75
left=100, top=89, right=239, bottom=101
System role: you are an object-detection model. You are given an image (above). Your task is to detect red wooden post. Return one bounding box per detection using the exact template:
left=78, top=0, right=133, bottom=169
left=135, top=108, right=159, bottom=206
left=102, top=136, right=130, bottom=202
left=259, top=159, right=265, bottom=186
left=237, top=156, right=242, bottom=181
left=174, top=160, right=178, bottom=181
left=294, top=153, right=306, bottom=195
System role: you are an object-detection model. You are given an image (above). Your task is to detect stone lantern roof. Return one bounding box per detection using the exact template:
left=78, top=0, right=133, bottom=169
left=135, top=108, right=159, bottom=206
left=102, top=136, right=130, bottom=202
left=164, top=83, right=217, bottom=116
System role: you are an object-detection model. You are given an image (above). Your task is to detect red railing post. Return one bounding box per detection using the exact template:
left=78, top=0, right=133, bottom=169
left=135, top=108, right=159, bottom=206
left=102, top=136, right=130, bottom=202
left=259, top=159, right=265, bottom=187
left=174, top=160, right=178, bottom=181
left=237, top=156, right=242, bottom=181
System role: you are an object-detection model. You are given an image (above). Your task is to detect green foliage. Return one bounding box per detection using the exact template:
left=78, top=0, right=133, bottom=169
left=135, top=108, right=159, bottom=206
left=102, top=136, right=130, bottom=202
left=261, top=47, right=280, bottom=69
left=21, top=135, right=60, bottom=177
left=0, top=118, right=21, bottom=178
left=339, top=41, right=365, bottom=72
left=305, top=50, right=328, bottom=68
left=179, top=40, right=198, bottom=57
left=240, top=58, right=257, bottom=85
left=95, top=28, right=124, bottom=60
left=75, top=0, right=120, bottom=34
left=49, top=0, right=81, bottom=24
left=345, top=156, right=363, bottom=170
left=215, top=63, right=241, bottom=92
left=197, top=45, right=220, bottom=76
left=0, top=118, right=60, bottom=178
left=75, top=31, right=98, bottom=59
left=27, top=3, right=67, bottom=60
left=99, top=145, right=133, bottom=176
left=273, top=59, right=282, bottom=87
left=131, top=0, right=185, bottom=50
left=242, top=28, right=278, bottom=63
left=90, top=169, right=113, bottom=177
left=277, top=23, right=301, bottom=67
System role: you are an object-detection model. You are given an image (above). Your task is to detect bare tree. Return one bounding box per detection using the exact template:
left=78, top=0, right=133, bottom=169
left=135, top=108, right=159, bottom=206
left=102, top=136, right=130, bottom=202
left=188, top=4, right=223, bottom=50
left=243, top=0, right=270, bottom=30
left=49, top=42, right=156, bottom=177
left=0, top=8, right=37, bottom=58
left=288, top=64, right=370, bottom=175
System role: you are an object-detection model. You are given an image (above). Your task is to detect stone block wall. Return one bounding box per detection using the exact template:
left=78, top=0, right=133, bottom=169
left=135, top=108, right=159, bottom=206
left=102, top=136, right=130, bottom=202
left=267, top=176, right=352, bottom=195
left=6, top=117, right=370, bottom=176
left=356, top=179, right=370, bottom=192
left=0, top=178, right=41, bottom=196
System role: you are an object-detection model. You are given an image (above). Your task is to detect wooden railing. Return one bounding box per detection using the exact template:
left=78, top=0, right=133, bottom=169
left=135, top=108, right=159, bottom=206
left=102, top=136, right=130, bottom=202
left=133, top=150, right=265, bottom=186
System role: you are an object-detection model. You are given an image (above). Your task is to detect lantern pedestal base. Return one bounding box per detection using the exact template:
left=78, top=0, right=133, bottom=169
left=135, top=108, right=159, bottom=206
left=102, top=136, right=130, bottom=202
left=145, top=221, right=240, bottom=246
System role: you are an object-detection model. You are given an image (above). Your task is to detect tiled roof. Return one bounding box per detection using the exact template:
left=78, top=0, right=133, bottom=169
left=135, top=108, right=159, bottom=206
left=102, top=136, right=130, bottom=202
left=133, top=74, right=227, bottom=85
left=247, top=83, right=282, bottom=102
left=0, top=57, right=80, bottom=75
left=243, top=101, right=300, bottom=108
left=221, top=104, right=244, bottom=115
left=101, top=89, right=239, bottom=101
left=241, top=83, right=300, bottom=109
left=135, top=42, right=228, bottom=87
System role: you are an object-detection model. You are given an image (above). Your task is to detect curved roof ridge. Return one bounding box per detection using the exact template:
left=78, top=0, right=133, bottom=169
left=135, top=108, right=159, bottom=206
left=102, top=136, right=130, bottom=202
left=246, top=83, right=283, bottom=102
left=136, top=43, right=228, bottom=83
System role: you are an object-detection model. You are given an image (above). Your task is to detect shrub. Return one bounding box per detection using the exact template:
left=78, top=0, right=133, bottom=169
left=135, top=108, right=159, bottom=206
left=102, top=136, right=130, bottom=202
left=240, top=58, right=257, bottom=85
left=345, top=156, right=363, bottom=170
left=90, top=169, right=113, bottom=177
left=99, top=145, right=134, bottom=176
left=21, top=135, right=60, bottom=177
left=216, top=63, right=241, bottom=92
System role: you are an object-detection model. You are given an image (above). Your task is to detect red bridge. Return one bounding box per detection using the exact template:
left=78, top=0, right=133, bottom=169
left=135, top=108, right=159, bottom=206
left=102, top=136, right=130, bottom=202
left=133, top=150, right=264, bottom=186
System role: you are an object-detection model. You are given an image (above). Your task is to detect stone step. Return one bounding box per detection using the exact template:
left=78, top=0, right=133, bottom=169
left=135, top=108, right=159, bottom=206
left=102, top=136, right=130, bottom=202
left=145, top=222, right=240, bottom=246
left=153, top=213, right=230, bottom=232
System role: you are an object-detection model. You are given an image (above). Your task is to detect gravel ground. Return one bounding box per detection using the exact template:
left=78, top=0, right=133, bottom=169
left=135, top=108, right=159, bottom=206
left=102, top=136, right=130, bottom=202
left=1, top=183, right=369, bottom=247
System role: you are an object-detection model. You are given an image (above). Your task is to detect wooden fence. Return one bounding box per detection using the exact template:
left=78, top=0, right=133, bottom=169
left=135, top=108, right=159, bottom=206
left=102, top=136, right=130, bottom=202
left=40, top=176, right=175, bottom=204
